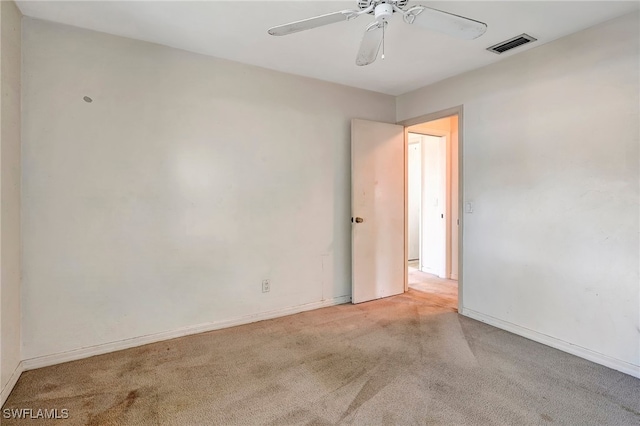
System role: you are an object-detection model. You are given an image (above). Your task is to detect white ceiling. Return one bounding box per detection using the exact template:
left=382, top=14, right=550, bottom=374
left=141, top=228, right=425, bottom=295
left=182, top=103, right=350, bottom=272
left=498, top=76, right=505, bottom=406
left=16, top=1, right=639, bottom=95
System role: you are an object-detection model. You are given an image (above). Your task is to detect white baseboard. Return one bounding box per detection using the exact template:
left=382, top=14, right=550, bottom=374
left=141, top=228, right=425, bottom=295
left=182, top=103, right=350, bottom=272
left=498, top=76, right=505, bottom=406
left=461, top=308, right=640, bottom=379
left=420, top=266, right=436, bottom=274
left=1, top=361, right=24, bottom=406
left=22, top=296, right=351, bottom=372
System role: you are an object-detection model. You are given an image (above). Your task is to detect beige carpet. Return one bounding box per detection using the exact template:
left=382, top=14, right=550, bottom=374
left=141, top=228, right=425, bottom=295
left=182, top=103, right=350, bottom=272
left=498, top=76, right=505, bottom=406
left=4, top=290, right=639, bottom=425
left=408, top=263, right=458, bottom=312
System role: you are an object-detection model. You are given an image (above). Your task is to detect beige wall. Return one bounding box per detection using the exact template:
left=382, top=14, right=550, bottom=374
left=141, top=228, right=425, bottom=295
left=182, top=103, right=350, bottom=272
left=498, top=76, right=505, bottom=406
left=21, top=18, right=395, bottom=361
left=0, top=0, right=22, bottom=403
left=397, top=12, right=639, bottom=376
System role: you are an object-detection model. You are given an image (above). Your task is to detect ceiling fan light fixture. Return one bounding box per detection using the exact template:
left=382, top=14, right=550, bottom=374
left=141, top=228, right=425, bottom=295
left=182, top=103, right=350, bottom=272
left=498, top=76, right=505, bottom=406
left=374, top=3, right=393, bottom=22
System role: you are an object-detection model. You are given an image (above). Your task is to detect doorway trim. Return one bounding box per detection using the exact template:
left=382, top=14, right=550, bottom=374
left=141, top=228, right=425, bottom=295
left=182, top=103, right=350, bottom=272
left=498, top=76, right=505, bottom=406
left=397, top=105, right=464, bottom=312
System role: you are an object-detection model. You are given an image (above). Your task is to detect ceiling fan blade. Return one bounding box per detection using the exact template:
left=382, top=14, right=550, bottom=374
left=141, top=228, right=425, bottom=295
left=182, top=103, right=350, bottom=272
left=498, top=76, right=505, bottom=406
left=356, top=21, right=385, bottom=66
left=268, top=10, right=359, bottom=36
left=405, top=6, right=487, bottom=40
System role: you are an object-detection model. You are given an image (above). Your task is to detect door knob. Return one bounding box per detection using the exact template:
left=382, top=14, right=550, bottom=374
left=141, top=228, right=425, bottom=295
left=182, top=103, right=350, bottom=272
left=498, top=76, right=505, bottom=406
left=355, top=217, right=364, bottom=223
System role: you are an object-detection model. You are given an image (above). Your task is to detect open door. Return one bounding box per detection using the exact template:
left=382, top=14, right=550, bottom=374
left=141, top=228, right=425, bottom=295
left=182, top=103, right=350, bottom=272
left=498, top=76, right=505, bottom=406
left=351, top=119, right=405, bottom=304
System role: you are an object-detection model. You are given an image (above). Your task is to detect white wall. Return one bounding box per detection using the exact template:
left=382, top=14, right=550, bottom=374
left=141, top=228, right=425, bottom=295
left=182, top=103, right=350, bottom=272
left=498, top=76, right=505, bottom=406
left=0, top=0, right=22, bottom=403
left=420, top=135, right=446, bottom=277
left=397, top=12, right=639, bottom=375
left=21, top=19, right=395, bottom=361
left=407, top=138, right=421, bottom=261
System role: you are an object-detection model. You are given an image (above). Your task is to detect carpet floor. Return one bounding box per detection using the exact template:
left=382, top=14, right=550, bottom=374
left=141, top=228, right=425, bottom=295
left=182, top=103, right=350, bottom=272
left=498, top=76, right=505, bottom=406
left=4, top=289, right=639, bottom=425
left=407, top=264, right=457, bottom=311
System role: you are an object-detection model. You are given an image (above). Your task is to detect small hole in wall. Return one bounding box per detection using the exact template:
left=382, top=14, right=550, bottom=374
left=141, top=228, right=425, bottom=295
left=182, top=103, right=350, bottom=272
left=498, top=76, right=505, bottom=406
left=83, top=96, right=93, bottom=103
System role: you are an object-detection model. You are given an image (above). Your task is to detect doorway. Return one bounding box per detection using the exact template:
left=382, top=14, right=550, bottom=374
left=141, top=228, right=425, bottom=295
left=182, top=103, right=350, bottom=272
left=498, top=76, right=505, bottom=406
left=350, top=108, right=463, bottom=309
left=405, top=114, right=460, bottom=312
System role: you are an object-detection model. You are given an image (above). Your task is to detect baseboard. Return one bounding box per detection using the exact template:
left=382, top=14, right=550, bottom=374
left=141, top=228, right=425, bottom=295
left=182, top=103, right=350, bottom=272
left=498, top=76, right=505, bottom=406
left=1, top=361, right=24, bottom=406
left=420, top=266, right=437, bottom=274
left=461, top=308, right=640, bottom=379
left=450, top=273, right=458, bottom=280
left=22, top=296, right=351, bottom=372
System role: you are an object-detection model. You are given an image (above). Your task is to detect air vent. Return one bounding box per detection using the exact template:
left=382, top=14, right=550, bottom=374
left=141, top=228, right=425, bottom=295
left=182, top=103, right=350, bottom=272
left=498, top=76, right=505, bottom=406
left=487, top=34, right=537, bottom=54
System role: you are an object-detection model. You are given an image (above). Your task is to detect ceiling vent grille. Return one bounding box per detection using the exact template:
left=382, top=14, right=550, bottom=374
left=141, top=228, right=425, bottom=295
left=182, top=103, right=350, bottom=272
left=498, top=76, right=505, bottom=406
left=487, top=34, right=537, bottom=54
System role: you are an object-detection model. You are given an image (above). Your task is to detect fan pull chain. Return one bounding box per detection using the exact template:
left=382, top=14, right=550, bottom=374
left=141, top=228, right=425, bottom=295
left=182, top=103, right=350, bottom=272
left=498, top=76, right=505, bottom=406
left=381, top=22, right=385, bottom=60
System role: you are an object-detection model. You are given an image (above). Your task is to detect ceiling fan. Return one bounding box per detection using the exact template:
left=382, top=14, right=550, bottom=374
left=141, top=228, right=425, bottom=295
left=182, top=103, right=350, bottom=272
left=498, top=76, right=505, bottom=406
left=267, top=0, right=488, bottom=66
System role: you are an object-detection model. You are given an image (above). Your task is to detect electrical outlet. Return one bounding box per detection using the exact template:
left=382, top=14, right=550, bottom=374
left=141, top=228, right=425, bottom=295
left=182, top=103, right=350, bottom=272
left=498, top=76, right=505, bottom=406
left=262, top=279, right=270, bottom=293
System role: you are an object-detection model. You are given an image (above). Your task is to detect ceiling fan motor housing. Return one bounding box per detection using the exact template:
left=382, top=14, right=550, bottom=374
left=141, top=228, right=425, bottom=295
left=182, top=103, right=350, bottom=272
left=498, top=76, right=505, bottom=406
left=359, top=0, right=409, bottom=11
left=374, top=3, right=394, bottom=21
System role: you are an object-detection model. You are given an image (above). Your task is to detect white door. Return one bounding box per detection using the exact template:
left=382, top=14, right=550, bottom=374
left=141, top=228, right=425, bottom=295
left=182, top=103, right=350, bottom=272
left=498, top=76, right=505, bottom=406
left=421, top=135, right=446, bottom=277
left=351, top=119, right=405, bottom=304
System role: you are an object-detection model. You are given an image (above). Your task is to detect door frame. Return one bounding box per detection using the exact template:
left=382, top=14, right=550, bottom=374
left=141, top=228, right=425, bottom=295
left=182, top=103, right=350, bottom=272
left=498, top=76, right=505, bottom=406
left=397, top=105, right=464, bottom=312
